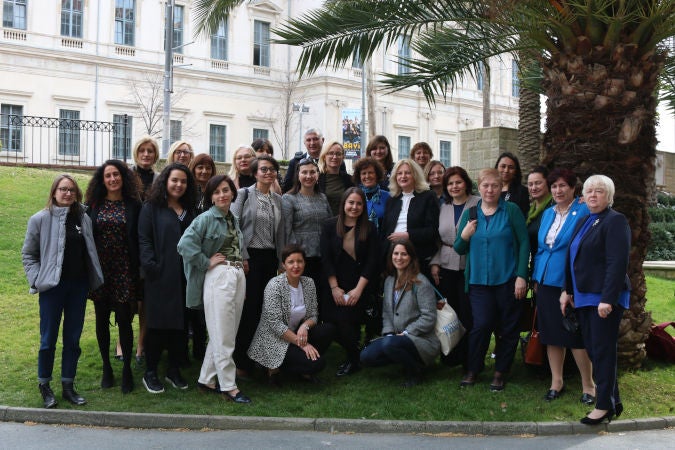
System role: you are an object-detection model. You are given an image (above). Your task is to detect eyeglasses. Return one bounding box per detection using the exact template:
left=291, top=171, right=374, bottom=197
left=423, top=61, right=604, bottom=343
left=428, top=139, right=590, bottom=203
left=327, top=152, right=343, bottom=158
left=175, top=150, right=192, bottom=156
left=258, top=167, right=277, bottom=174
left=57, top=187, right=77, bottom=194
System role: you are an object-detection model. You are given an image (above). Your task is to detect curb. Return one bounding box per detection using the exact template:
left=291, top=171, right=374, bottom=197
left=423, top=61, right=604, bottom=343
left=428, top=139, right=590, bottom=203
left=1, top=405, right=674, bottom=436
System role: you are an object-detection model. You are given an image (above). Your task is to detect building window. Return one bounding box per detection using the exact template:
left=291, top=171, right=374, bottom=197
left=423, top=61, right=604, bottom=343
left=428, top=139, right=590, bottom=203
left=115, top=0, right=135, bottom=46
left=211, top=19, right=228, bottom=60
left=253, top=128, right=269, bottom=140
left=0, top=104, right=23, bottom=152
left=397, top=35, right=411, bottom=75
left=477, top=61, right=484, bottom=91
left=352, top=49, right=362, bottom=69
left=512, top=60, right=520, bottom=98
left=173, top=5, right=184, bottom=54
left=170, top=120, right=182, bottom=143
left=58, top=109, right=80, bottom=156
left=112, top=114, right=132, bottom=159
left=60, top=0, right=82, bottom=38
left=209, top=124, right=226, bottom=162
left=439, top=140, right=451, bottom=166
left=253, top=20, right=270, bottom=67
left=3, top=0, right=26, bottom=29
left=398, top=135, right=411, bottom=159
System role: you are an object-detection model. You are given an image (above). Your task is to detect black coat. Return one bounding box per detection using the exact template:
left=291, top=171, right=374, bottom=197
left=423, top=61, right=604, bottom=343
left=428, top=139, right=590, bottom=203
left=138, top=202, right=194, bottom=330
left=381, top=189, right=440, bottom=263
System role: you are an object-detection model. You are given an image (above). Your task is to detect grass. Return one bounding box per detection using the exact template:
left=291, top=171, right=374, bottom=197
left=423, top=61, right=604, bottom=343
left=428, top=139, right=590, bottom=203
left=1, top=165, right=674, bottom=421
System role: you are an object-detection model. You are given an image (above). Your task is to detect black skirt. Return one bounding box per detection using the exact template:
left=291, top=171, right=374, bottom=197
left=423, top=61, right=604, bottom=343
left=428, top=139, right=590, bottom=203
left=537, top=284, right=585, bottom=348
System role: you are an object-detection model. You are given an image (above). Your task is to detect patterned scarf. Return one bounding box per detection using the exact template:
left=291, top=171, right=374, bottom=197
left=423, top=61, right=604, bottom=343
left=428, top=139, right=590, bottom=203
left=361, top=184, right=381, bottom=230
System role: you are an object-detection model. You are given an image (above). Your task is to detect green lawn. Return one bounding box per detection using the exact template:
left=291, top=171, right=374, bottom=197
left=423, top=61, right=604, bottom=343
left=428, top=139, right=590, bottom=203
left=1, top=165, right=673, bottom=421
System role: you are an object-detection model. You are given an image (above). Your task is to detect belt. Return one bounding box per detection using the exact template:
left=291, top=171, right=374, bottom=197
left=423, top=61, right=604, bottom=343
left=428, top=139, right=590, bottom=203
left=222, top=260, right=244, bottom=269
left=442, top=242, right=453, bottom=247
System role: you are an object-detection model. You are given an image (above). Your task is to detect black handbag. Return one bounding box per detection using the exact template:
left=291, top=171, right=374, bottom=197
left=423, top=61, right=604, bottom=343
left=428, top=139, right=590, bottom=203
left=561, top=304, right=580, bottom=335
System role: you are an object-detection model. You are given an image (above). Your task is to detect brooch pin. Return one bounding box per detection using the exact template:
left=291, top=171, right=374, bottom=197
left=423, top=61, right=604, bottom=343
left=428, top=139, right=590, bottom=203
left=592, top=218, right=599, bottom=227
left=572, top=211, right=577, bottom=216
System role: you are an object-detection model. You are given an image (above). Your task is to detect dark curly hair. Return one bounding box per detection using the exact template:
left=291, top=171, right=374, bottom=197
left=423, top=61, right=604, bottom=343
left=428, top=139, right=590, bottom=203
left=147, top=162, right=196, bottom=210
left=352, top=157, right=385, bottom=186
left=85, top=159, right=140, bottom=208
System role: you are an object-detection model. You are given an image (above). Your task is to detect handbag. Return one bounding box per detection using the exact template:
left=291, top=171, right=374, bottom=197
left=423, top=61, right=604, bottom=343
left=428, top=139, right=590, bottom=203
left=646, top=321, right=675, bottom=363
left=561, top=304, right=580, bottom=335
left=519, top=296, right=536, bottom=332
left=431, top=285, right=465, bottom=356
left=521, top=307, right=544, bottom=365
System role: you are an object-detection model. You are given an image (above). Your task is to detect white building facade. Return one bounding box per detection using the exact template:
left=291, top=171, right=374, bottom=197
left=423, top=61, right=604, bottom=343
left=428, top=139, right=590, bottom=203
left=0, top=0, right=520, bottom=167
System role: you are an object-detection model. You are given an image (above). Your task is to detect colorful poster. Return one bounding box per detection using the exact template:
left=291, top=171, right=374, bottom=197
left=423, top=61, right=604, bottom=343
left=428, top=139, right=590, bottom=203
left=341, top=108, right=362, bottom=159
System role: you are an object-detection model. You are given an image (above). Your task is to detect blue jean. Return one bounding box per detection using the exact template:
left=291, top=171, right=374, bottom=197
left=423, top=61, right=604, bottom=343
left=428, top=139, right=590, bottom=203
left=360, top=334, right=423, bottom=377
left=38, top=278, right=88, bottom=383
left=466, top=280, right=521, bottom=374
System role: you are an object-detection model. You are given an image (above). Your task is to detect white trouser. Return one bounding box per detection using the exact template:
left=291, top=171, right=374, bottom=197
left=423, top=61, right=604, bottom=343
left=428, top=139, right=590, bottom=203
left=198, top=264, right=246, bottom=392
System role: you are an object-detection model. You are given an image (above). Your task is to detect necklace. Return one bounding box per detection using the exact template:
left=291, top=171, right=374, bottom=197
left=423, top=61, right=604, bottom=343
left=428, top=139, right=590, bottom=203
left=555, top=200, right=574, bottom=216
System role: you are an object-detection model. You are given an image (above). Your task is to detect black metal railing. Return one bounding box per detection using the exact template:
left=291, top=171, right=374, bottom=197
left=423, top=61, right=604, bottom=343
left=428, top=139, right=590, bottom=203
left=0, top=114, right=131, bottom=167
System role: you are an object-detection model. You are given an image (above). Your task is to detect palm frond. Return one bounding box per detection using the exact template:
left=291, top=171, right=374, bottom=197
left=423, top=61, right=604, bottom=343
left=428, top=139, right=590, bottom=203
left=192, top=0, right=243, bottom=38
left=659, top=50, right=675, bottom=113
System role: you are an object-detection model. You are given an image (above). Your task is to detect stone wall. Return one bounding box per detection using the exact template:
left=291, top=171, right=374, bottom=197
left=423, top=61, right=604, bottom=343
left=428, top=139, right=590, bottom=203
left=459, top=127, right=519, bottom=179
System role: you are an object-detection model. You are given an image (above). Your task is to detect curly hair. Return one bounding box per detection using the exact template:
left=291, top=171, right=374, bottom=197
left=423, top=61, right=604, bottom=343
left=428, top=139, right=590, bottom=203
left=147, top=163, right=196, bottom=210
left=352, top=157, right=385, bottom=186
left=85, top=160, right=140, bottom=208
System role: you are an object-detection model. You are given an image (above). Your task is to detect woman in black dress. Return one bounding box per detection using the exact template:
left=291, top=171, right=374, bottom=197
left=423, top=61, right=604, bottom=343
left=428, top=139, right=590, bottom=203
left=85, top=160, right=142, bottom=394
left=320, top=187, right=379, bottom=376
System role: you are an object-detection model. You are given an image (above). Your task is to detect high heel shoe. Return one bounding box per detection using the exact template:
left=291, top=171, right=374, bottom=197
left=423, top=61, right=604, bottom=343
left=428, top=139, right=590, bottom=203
left=615, top=402, right=623, bottom=418
left=580, top=409, right=614, bottom=425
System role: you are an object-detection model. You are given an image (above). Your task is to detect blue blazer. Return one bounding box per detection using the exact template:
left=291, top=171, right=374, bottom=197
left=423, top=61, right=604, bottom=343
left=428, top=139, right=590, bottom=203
left=532, top=200, right=588, bottom=288
left=564, top=208, right=631, bottom=306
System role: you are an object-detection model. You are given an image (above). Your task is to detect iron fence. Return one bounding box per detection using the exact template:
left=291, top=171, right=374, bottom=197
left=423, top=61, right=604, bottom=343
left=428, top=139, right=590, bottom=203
left=0, top=114, right=132, bottom=168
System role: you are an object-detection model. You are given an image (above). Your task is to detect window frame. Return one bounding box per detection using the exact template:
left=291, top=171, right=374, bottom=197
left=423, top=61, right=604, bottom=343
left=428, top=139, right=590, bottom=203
left=397, top=35, right=412, bottom=75
left=112, top=114, right=133, bottom=160
left=58, top=109, right=81, bottom=157
left=211, top=18, right=228, bottom=61
left=172, top=4, right=184, bottom=54
left=253, top=20, right=271, bottom=67
left=209, top=124, right=227, bottom=162
left=114, top=0, right=135, bottom=47
left=512, top=60, right=520, bottom=98
left=0, top=104, right=24, bottom=152
left=397, top=135, right=411, bottom=160
left=170, top=120, right=182, bottom=143
left=439, top=140, right=451, bottom=166
left=60, top=0, right=83, bottom=38
left=3, top=0, right=27, bottom=29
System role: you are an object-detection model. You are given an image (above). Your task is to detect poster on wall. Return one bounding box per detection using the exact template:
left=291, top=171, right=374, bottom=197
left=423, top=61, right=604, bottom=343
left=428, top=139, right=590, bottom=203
left=341, top=108, right=362, bottom=160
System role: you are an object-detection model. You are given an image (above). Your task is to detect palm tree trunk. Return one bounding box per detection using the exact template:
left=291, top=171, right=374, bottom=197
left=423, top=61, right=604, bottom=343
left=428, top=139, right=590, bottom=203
left=541, top=46, right=663, bottom=368
left=517, top=51, right=542, bottom=172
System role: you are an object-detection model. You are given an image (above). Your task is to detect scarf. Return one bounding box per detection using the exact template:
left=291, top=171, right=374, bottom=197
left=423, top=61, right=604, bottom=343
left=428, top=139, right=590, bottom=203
left=361, top=184, right=381, bottom=230
left=526, top=193, right=552, bottom=225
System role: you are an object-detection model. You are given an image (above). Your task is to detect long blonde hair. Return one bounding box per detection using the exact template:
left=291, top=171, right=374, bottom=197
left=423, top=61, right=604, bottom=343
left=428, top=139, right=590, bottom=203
left=388, top=159, right=429, bottom=197
left=318, top=140, right=343, bottom=174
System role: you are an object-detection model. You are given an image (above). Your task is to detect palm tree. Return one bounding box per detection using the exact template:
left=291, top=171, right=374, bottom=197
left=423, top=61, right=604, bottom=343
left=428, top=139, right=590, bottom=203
left=197, top=0, right=675, bottom=367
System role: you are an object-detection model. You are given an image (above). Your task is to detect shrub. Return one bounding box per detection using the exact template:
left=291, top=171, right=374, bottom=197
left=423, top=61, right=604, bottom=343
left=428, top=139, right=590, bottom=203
left=647, top=222, right=675, bottom=260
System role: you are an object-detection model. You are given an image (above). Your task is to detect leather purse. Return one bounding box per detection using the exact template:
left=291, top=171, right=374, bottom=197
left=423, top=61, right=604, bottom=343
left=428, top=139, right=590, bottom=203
left=561, top=304, right=580, bottom=335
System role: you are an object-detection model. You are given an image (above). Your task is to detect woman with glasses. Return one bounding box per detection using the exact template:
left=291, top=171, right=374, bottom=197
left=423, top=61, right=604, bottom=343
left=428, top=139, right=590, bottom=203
left=231, top=155, right=285, bottom=379
left=229, top=145, right=257, bottom=190
left=23, top=174, right=103, bottom=408
left=282, top=158, right=332, bottom=287
left=318, top=140, right=354, bottom=215
left=169, top=141, right=195, bottom=167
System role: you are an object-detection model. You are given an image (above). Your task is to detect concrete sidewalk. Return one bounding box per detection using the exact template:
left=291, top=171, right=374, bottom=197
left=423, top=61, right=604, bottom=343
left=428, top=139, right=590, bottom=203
left=1, top=405, right=673, bottom=436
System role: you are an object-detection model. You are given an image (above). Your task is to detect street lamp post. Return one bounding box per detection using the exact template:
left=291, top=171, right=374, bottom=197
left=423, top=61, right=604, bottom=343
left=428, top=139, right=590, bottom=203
left=292, top=102, right=310, bottom=153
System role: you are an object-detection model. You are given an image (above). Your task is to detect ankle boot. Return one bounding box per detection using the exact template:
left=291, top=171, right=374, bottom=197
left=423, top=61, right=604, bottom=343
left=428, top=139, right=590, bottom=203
left=38, top=382, right=57, bottom=409
left=121, top=364, right=134, bottom=394
left=101, top=364, right=114, bottom=389
left=62, top=382, right=87, bottom=405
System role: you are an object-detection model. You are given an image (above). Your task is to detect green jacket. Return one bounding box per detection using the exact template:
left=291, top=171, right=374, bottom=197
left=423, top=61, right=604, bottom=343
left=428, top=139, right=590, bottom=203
left=177, top=206, right=244, bottom=309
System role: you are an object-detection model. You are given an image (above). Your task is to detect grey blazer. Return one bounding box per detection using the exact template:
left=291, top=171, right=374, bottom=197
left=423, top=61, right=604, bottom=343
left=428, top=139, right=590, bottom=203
left=430, top=195, right=480, bottom=271
left=382, top=274, right=440, bottom=366
left=231, top=185, right=284, bottom=262
left=247, top=275, right=318, bottom=369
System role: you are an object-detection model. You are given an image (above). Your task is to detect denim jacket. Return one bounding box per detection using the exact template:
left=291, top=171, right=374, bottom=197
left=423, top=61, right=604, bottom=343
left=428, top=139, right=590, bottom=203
left=177, top=205, right=244, bottom=309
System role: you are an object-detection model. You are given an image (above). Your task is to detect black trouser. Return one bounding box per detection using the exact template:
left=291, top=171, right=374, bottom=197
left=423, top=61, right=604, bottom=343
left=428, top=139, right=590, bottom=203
left=144, top=328, right=184, bottom=374
left=437, top=268, right=472, bottom=368
left=234, top=248, right=278, bottom=372
left=280, top=323, right=335, bottom=375
left=184, top=307, right=207, bottom=362
left=94, top=301, right=134, bottom=372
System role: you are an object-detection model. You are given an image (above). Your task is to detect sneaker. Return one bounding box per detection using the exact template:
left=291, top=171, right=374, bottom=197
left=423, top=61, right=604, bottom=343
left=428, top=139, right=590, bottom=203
left=142, top=371, right=165, bottom=394
left=165, top=369, right=188, bottom=390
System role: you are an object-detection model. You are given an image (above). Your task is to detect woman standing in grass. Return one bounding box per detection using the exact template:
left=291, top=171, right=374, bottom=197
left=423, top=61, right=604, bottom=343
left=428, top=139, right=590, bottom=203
left=178, top=175, right=251, bottom=404
left=138, top=163, right=195, bottom=394
left=85, top=160, right=142, bottom=394
left=22, top=174, right=103, bottom=408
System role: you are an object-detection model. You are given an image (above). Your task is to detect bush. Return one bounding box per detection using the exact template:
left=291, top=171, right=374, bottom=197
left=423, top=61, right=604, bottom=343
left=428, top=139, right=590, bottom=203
left=649, top=207, right=675, bottom=223
left=647, top=222, right=675, bottom=260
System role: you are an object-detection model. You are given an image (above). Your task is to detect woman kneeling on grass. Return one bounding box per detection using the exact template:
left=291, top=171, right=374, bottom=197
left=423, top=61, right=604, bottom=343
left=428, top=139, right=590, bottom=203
left=178, top=175, right=251, bottom=404
left=22, top=174, right=104, bottom=408
left=360, top=239, right=440, bottom=387
left=247, top=244, right=335, bottom=387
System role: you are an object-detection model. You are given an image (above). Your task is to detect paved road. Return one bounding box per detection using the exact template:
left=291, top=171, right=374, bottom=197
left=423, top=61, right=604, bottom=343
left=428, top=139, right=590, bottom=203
left=2, top=422, right=674, bottom=449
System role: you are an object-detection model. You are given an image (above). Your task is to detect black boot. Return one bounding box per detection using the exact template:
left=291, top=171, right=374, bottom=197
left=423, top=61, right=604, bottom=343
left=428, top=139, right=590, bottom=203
left=101, top=364, right=114, bottom=389
left=38, top=383, right=57, bottom=409
left=121, top=364, right=134, bottom=394
left=62, top=382, right=87, bottom=405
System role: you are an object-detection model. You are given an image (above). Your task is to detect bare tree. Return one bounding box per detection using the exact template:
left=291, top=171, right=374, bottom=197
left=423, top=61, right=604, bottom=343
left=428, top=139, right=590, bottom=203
left=269, top=72, right=299, bottom=160
left=128, top=72, right=190, bottom=138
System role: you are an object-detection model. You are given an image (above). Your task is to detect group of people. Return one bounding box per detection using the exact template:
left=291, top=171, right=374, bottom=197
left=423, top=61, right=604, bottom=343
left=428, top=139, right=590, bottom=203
left=22, top=128, right=630, bottom=425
